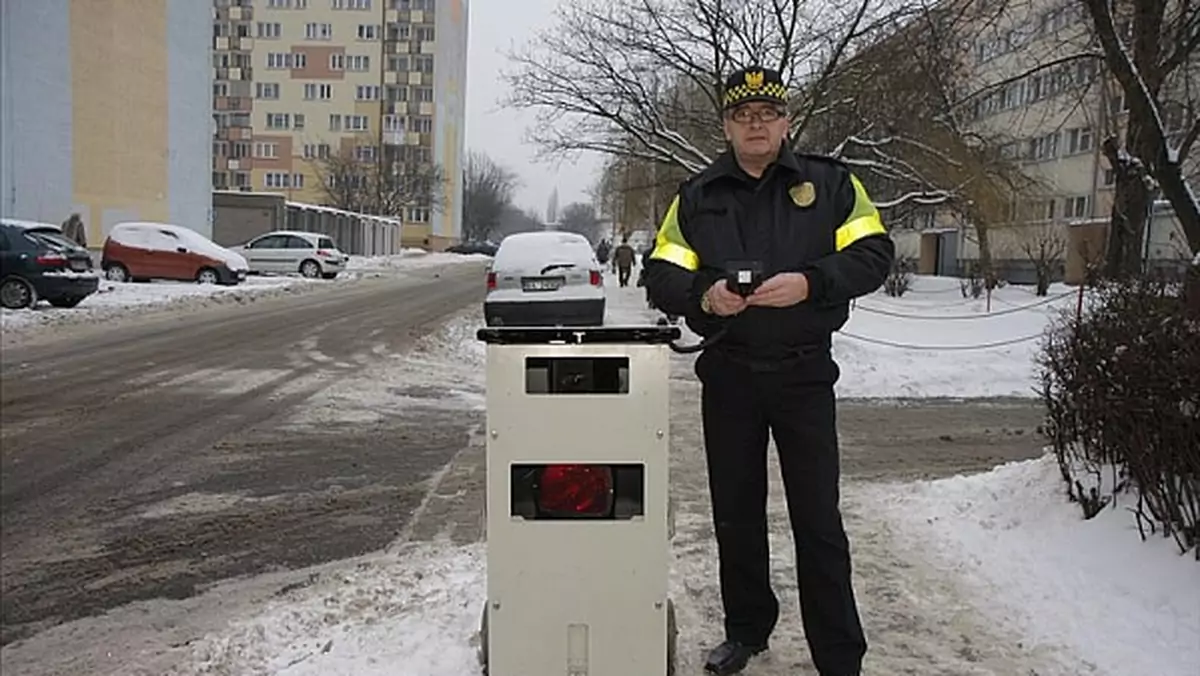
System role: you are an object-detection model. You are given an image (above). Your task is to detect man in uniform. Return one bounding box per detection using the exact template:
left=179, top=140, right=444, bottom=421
left=643, top=66, right=893, bottom=676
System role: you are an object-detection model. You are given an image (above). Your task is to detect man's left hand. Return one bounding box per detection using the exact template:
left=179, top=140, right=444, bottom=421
left=746, top=272, right=809, bottom=307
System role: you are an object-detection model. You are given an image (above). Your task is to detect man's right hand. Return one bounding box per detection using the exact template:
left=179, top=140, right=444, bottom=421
left=704, top=280, right=747, bottom=316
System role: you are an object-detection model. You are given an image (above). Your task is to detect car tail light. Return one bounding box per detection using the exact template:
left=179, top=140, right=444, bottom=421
left=486, top=271, right=497, bottom=290
left=316, top=249, right=330, bottom=257
left=36, top=252, right=67, bottom=266
left=589, top=270, right=602, bottom=286
left=538, top=464, right=612, bottom=516
left=510, top=463, right=644, bottom=520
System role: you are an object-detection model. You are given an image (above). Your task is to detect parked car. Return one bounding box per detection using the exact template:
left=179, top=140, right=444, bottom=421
left=228, top=230, right=346, bottom=279
left=484, top=231, right=605, bottom=327
left=0, top=222, right=99, bottom=309
left=102, top=222, right=248, bottom=285
left=447, top=240, right=498, bottom=256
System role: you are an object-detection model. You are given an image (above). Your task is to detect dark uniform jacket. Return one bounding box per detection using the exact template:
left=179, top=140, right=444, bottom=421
left=644, top=146, right=894, bottom=363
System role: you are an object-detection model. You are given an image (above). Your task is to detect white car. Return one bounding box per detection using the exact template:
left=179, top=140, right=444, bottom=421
left=484, top=231, right=605, bottom=327
left=230, top=230, right=347, bottom=279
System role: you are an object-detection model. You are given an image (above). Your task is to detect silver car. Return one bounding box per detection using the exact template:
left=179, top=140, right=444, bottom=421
left=484, top=231, right=605, bottom=327
left=232, top=230, right=347, bottom=279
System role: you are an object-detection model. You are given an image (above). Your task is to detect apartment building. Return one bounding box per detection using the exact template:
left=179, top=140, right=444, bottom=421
left=869, top=0, right=1194, bottom=280
left=1, top=0, right=212, bottom=244
left=211, top=0, right=468, bottom=248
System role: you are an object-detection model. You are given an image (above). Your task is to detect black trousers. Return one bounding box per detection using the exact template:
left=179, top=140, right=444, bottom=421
left=696, top=349, right=866, bottom=675
left=617, top=265, right=632, bottom=286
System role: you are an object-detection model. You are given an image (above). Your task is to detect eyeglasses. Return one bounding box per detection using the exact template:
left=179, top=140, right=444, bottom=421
left=728, top=107, right=786, bottom=124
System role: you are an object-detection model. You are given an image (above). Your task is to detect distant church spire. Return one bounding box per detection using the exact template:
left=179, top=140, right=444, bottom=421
left=547, top=187, right=559, bottom=224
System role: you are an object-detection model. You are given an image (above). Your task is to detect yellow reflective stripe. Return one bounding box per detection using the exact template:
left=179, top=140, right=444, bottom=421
left=650, top=195, right=701, bottom=272
left=652, top=242, right=700, bottom=271
left=836, top=215, right=887, bottom=250
left=835, top=173, right=887, bottom=251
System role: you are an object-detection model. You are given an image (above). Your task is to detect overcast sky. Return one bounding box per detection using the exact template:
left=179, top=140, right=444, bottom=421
left=464, top=0, right=603, bottom=219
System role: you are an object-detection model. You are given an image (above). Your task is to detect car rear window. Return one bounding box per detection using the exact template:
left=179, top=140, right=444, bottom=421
left=494, top=234, right=594, bottom=270
left=27, top=231, right=78, bottom=250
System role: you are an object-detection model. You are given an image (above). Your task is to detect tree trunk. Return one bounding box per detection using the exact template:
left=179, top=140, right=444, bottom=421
left=1101, top=136, right=1152, bottom=278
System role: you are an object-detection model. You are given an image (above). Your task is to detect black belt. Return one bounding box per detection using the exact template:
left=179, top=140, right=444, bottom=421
left=714, top=339, right=831, bottom=372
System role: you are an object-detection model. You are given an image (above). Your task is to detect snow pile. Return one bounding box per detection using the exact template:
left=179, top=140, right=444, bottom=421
left=863, top=454, right=1200, bottom=676
left=178, top=543, right=486, bottom=676
left=346, top=249, right=490, bottom=274
left=0, top=277, right=319, bottom=336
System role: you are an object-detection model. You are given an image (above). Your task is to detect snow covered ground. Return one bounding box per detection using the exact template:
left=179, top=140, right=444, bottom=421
left=155, top=273, right=1193, bottom=676
left=5, top=270, right=1194, bottom=676
left=0, top=250, right=486, bottom=339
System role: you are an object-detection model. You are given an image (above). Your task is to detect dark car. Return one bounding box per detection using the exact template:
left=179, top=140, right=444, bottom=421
left=0, top=222, right=99, bottom=309
left=446, top=240, right=498, bottom=256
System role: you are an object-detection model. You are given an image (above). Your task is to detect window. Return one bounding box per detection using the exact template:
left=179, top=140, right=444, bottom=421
left=293, top=113, right=306, bottom=130
left=346, top=54, right=370, bottom=71
left=414, top=55, right=434, bottom=73
left=383, top=114, right=405, bottom=132
left=1065, top=195, right=1090, bottom=219
left=356, top=85, right=380, bottom=100
left=254, top=142, right=279, bottom=158
left=389, top=24, right=411, bottom=41
left=256, top=82, right=280, bottom=99
left=292, top=173, right=305, bottom=189
left=1025, top=132, right=1059, bottom=162
left=1103, top=168, right=1117, bottom=186
left=266, top=52, right=306, bottom=69
left=330, top=53, right=345, bottom=70
left=410, top=115, right=432, bottom=133
left=305, top=22, right=333, bottom=39
left=415, top=86, right=433, bottom=102
left=1066, top=127, right=1092, bottom=155
left=386, top=85, right=408, bottom=101
left=268, top=0, right=308, bottom=7
left=357, top=24, right=380, bottom=40
left=265, top=172, right=292, bottom=188
left=333, top=0, right=371, bottom=8
left=266, top=112, right=290, bottom=129
left=388, top=55, right=410, bottom=72
left=305, top=83, right=333, bottom=100
left=329, top=114, right=342, bottom=131
left=303, top=143, right=331, bottom=159
left=416, top=26, right=434, bottom=41
left=256, top=22, right=281, bottom=38
left=345, top=115, right=370, bottom=131
left=214, top=82, right=229, bottom=97
left=407, top=206, right=430, bottom=222
left=356, top=146, right=378, bottom=162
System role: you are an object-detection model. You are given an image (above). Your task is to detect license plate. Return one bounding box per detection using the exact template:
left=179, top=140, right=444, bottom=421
left=69, top=260, right=88, bottom=271
left=522, top=276, right=564, bottom=292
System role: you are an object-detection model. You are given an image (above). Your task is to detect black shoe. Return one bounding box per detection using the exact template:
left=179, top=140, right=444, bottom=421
left=703, top=640, right=767, bottom=675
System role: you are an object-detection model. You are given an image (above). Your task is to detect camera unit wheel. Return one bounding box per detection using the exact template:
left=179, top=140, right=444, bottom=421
left=478, top=599, right=678, bottom=675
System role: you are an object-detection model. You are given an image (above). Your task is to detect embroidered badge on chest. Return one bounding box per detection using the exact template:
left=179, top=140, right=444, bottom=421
left=789, top=181, right=816, bottom=208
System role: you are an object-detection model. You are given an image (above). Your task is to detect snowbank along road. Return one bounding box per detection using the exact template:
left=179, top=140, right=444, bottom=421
left=0, top=261, right=489, bottom=647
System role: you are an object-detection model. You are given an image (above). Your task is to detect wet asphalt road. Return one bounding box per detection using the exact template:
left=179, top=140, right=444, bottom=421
left=0, top=262, right=488, bottom=646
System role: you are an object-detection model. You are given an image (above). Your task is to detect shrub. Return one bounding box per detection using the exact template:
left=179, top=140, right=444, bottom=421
left=1038, top=274, right=1200, bottom=559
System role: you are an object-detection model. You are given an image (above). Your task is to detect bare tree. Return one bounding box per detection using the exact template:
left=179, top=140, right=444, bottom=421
left=504, top=0, right=954, bottom=209
left=808, top=0, right=1044, bottom=276
left=310, top=141, right=444, bottom=218
left=462, top=151, right=521, bottom=242
left=1076, top=0, right=1200, bottom=275
left=557, top=202, right=602, bottom=243
left=1019, top=223, right=1068, bottom=295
